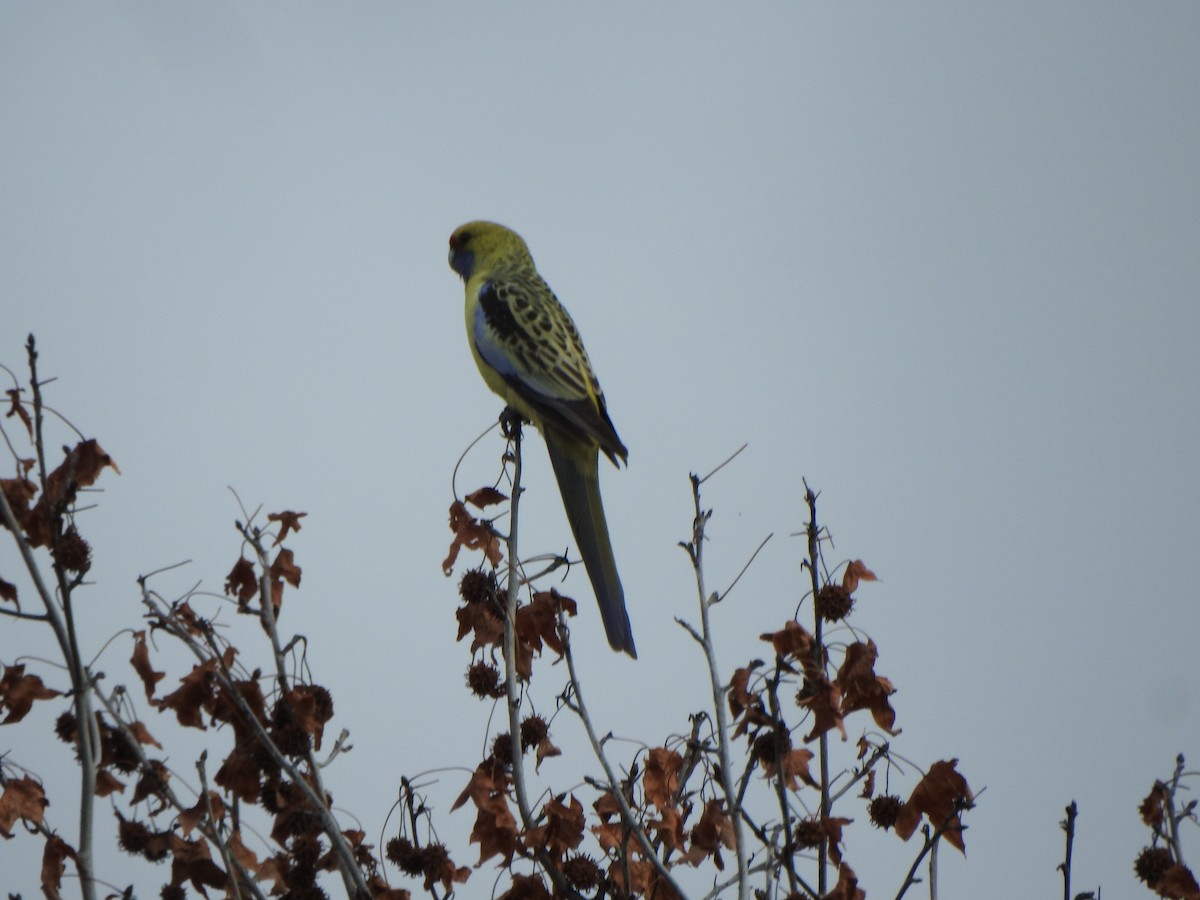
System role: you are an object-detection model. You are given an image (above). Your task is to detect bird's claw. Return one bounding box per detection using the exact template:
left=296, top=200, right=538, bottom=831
left=499, top=406, right=525, bottom=439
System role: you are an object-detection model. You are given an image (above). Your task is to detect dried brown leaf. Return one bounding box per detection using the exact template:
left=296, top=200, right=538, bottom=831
left=837, top=640, right=900, bottom=735
left=0, top=664, right=61, bottom=723
left=466, top=486, right=507, bottom=509
left=94, top=770, right=125, bottom=797
left=1140, top=781, right=1169, bottom=829
left=224, top=557, right=258, bottom=606
left=895, top=759, right=972, bottom=852
left=643, top=747, right=683, bottom=811
left=798, top=672, right=845, bottom=743
left=524, top=794, right=585, bottom=862
left=826, top=862, right=866, bottom=900
left=270, top=547, right=301, bottom=589
left=40, top=833, right=77, bottom=900
left=0, top=776, right=48, bottom=836
left=4, top=388, right=32, bottom=438
left=761, top=620, right=815, bottom=660
left=841, top=559, right=878, bottom=595
left=1157, top=863, right=1200, bottom=900
left=130, top=631, right=165, bottom=701
left=0, top=576, right=17, bottom=609
left=443, top=500, right=503, bottom=575
left=687, top=800, right=736, bottom=870
left=267, top=510, right=306, bottom=545
left=515, top=589, right=577, bottom=657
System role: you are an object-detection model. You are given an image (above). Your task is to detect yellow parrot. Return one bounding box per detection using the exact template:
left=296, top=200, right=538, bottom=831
left=448, top=221, right=636, bottom=657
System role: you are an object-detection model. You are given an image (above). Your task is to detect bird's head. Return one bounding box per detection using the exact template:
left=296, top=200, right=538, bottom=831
left=448, top=221, right=532, bottom=281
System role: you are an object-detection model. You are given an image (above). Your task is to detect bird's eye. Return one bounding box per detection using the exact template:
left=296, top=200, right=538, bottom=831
left=451, top=231, right=471, bottom=249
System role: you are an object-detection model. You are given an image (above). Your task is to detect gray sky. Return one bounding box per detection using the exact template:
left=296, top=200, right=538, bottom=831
left=2, top=4, right=1198, bottom=897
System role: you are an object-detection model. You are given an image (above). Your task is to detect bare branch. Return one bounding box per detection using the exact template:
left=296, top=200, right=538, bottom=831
left=683, top=470, right=750, bottom=900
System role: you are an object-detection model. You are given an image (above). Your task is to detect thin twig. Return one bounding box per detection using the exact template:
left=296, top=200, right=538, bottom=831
left=703, top=857, right=812, bottom=900
left=684, top=471, right=750, bottom=900
left=698, top=443, right=748, bottom=485
left=1059, top=801, right=1078, bottom=900
left=318, top=729, right=353, bottom=769
left=763, top=660, right=798, bottom=895
left=4, top=335, right=100, bottom=900
left=0, top=606, right=49, bottom=622
left=562, top=626, right=688, bottom=898
left=802, top=481, right=830, bottom=896
left=499, top=416, right=534, bottom=827
left=197, top=751, right=244, bottom=900
left=892, top=800, right=972, bottom=900
left=716, top=532, right=773, bottom=604
left=451, top=420, right=502, bottom=503
left=930, top=830, right=939, bottom=900
left=241, top=527, right=370, bottom=899
left=496, top=417, right=586, bottom=900
left=1167, top=754, right=1188, bottom=866
left=828, top=743, right=890, bottom=805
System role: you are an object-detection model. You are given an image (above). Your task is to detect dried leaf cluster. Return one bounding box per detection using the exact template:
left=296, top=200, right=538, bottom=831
left=1, top=339, right=1193, bottom=899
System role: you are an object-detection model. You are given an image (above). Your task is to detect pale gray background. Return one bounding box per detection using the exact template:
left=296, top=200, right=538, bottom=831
left=1, top=4, right=1198, bottom=898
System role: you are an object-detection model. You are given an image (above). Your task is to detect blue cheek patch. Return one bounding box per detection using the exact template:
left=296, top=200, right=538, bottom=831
left=450, top=248, right=475, bottom=279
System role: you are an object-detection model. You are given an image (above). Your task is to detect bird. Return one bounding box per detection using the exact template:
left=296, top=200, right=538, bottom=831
left=448, top=221, right=636, bottom=657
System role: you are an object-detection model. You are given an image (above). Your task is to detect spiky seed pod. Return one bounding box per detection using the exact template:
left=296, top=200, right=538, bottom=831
left=868, top=795, right=904, bottom=830
left=520, top=715, right=549, bottom=752
left=420, top=843, right=452, bottom=884
left=1134, top=846, right=1174, bottom=886
left=459, top=568, right=497, bottom=605
left=55, top=711, right=77, bottom=743
left=290, top=833, right=322, bottom=870
left=752, top=727, right=789, bottom=767
left=250, top=738, right=283, bottom=781
left=466, top=661, right=505, bottom=698
left=118, top=818, right=170, bottom=863
left=490, top=732, right=514, bottom=766
left=106, top=724, right=140, bottom=774
left=271, top=698, right=311, bottom=758
left=386, top=836, right=425, bottom=876
left=306, top=685, right=334, bottom=722
left=117, top=818, right=151, bottom=856
left=564, top=854, right=602, bottom=890
left=793, top=818, right=825, bottom=850
left=258, top=779, right=284, bottom=815
left=278, top=806, right=322, bottom=842
left=54, top=526, right=91, bottom=573
left=814, top=584, right=853, bottom=622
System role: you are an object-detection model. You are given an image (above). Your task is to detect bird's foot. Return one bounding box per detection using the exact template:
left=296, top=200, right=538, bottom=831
left=499, top=406, right=526, bottom=440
